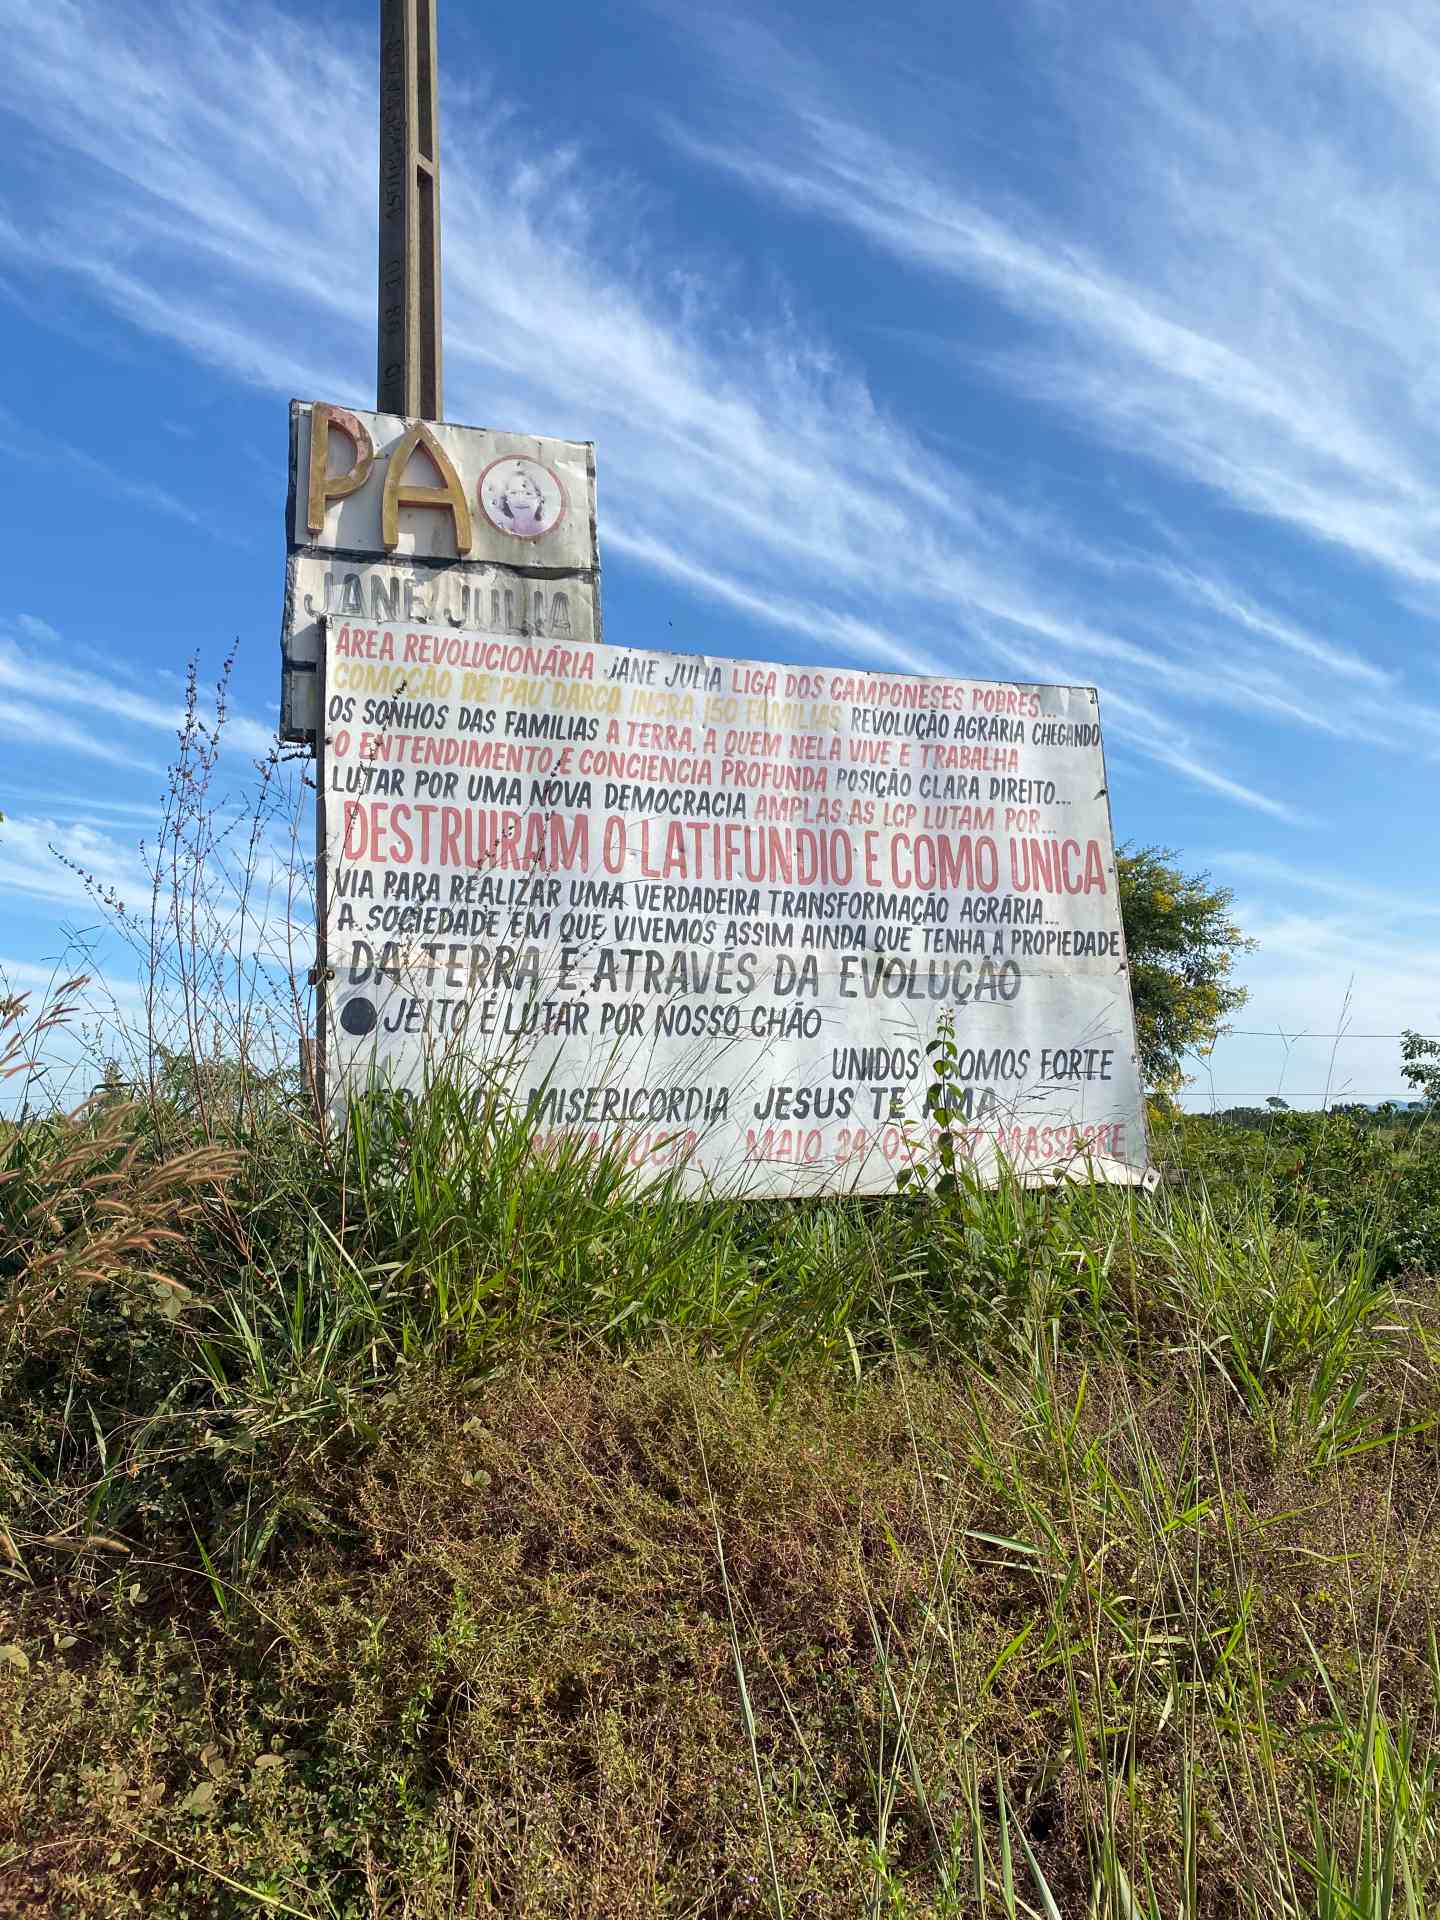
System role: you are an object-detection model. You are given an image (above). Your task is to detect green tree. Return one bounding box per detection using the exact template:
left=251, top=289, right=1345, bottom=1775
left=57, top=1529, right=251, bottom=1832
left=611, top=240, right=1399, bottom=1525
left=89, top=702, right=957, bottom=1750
left=1117, top=845, right=1255, bottom=1095
left=1400, top=1030, right=1440, bottom=1105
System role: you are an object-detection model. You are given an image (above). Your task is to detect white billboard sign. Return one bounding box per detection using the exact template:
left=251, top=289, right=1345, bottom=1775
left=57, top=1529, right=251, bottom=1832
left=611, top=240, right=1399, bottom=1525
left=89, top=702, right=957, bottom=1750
left=282, top=401, right=599, bottom=741
left=318, top=627, right=1149, bottom=1195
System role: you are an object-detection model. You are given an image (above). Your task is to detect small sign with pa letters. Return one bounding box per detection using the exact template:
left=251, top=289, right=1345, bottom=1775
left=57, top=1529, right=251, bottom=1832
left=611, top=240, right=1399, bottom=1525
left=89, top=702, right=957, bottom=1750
left=280, top=400, right=600, bottom=741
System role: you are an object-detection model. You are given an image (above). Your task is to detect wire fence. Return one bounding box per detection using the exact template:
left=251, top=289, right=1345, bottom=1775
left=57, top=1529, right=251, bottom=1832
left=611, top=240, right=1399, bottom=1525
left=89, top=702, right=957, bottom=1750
left=1175, top=1025, right=1436, bottom=1109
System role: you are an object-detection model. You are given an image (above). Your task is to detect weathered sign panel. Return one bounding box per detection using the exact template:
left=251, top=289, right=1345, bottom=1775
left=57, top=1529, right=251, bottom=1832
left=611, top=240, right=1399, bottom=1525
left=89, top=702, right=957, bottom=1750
left=282, top=401, right=599, bottom=740
left=317, top=624, right=1149, bottom=1195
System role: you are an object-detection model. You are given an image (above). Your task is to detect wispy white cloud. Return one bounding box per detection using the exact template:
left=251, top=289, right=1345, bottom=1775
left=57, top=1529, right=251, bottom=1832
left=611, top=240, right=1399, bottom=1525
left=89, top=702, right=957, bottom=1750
left=0, top=693, right=156, bottom=773
left=1130, top=745, right=1303, bottom=826
left=0, top=405, right=246, bottom=543
left=0, top=953, right=148, bottom=1021
left=0, top=813, right=152, bottom=915
left=16, top=790, right=162, bottom=828
left=605, top=528, right=949, bottom=676
left=1142, top=568, right=1390, bottom=690
left=0, top=793, right=313, bottom=999
left=0, top=623, right=275, bottom=763
left=665, top=0, right=1440, bottom=602
left=1208, top=850, right=1440, bottom=923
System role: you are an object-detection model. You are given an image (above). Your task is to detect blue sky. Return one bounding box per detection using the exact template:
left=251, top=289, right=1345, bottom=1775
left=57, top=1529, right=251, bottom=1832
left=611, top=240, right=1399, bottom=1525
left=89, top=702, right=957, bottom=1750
left=0, top=0, right=1436, bottom=1105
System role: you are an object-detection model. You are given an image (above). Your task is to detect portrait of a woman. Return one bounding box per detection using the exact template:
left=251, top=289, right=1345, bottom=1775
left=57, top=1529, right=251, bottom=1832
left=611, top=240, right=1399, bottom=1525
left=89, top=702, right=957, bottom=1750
left=478, top=456, right=566, bottom=540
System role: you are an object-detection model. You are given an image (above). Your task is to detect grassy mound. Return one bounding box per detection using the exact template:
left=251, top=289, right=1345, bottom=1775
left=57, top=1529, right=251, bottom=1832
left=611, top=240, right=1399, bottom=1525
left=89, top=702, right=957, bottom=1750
left=3, top=1014, right=1440, bottom=1915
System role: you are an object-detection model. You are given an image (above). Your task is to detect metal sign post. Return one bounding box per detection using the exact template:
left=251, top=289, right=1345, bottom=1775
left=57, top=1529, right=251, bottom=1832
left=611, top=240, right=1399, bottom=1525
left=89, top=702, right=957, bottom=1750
left=378, top=0, right=443, bottom=421
left=315, top=0, right=443, bottom=1105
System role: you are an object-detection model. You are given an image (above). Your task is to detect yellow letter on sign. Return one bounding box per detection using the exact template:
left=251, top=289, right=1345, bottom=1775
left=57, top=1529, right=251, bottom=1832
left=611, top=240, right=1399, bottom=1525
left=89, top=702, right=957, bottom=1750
left=306, top=405, right=376, bottom=534
left=381, top=421, right=474, bottom=554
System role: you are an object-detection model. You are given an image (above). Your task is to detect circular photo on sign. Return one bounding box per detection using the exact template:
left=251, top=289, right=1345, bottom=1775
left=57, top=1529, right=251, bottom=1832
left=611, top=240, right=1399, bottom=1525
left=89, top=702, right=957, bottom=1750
left=477, top=456, right=567, bottom=541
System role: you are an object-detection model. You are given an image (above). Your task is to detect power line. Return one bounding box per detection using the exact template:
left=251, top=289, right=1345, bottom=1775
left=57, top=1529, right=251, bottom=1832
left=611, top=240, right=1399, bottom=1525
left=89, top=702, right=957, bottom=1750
left=1212, top=1030, right=1439, bottom=1041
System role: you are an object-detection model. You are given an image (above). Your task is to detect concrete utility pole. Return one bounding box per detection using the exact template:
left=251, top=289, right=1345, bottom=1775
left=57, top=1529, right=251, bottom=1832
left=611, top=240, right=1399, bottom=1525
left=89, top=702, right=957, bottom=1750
left=377, top=0, right=443, bottom=420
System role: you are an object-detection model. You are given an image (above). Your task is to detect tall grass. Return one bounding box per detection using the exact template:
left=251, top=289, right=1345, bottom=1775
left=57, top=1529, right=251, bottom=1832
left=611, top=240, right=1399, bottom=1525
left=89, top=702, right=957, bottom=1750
left=3, top=967, right=1439, bottom=1914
